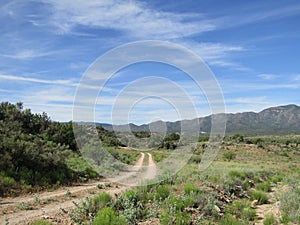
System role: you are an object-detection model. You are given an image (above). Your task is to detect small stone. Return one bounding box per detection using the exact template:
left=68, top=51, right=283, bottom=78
left=214, top=205, right=221, bottom=213
left=251, top=200, right=258, bottom=208
left=42, top=215, right=50, bottom=219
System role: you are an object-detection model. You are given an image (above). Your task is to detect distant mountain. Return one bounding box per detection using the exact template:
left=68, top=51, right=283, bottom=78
left=98, top=104, right=300, bottom=135
left=225, top=104, right=300, bottom=135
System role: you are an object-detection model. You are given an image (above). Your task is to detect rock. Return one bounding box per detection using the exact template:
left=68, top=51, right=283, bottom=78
left=251, top=200, right=258, bottom=208
left=214, top=205, right=221, bottom=213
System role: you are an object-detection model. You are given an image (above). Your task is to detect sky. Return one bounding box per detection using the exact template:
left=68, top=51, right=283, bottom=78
left=1, top=0, right=300, bottom=124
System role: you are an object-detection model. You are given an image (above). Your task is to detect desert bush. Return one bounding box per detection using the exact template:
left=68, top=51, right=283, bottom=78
left=250, top=190, right=268, bottom=204
left=114, top=190, right=145, bottom=224
left=228, top=170, right=247, bottom=179
left=223, top=151, right=237, bottom=161
left=271, top=173, right=284, bottom=183
left=190, top=189, right=220, bottom=218
left=263, top=214, right=277, bottom=225
left=146, top=197, right=163, bottom=219
left=152, top=153, right=166, bottom=163
left=93, top=207, right=127, bottom=225
left=0, top=174, right=16, bottom=196
left=222, top=177, right=249, bottom=198
left=225, top=199, right=256, bottom=221
left=164, top=195, right=186, bottom=211
left=218, top=214, right=240, bottom=225
left=155, top=185, right=170, bottom=200
left=241, top=207, right=256, bottom=221
left=225, top=199, right=248, bottom=217
left=188, top=155, right=202, bottom=164
left=93, top=192, right=112, bottom=208
left=160, top=209, right=191, bottom=225
left=66, top=193, right=112, bottom=224
left=256, top=181, right=272, bottom=192
left=280, top=214, right=291, bottom=224
left=183, top=183, right=198, bottom=195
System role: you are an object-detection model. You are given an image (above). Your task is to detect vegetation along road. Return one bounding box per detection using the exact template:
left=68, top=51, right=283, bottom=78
left=0, top=152, right=157, bottom=224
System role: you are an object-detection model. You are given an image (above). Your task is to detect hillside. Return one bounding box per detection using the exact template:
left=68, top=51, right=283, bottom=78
left=103, top=104, right=300, bottom=135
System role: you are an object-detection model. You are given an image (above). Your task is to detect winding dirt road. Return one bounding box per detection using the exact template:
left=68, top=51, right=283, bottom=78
left=0, top=152, right=156, bottom=225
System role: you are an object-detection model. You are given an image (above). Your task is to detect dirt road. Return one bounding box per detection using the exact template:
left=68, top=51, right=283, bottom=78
left=0, top=152, right=156, bottom=225
left=144, top=153, right=158, bottom=180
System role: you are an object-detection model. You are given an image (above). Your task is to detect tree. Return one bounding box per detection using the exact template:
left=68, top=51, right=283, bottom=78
left=160, top=133, right=180, bottom=149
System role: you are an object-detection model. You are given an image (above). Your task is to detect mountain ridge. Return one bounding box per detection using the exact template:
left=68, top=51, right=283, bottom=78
left=97, top=104, right=300, bottom=135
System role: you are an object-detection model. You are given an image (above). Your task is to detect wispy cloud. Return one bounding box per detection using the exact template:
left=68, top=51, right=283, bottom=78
left=229, top=96, right=268, bottom=104
left=214, top=3, right=300, bottom=30
left=39, top=0, right=215, bottom=39
left=0, top=74, right=77, bottom=85
left=257, top=73, right=279, bottom=80
left=0, top=49, right=63, bottom=60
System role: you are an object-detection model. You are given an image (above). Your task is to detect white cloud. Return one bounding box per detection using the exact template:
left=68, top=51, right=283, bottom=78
left=228, top=96, right=268, bottom=104
left=213, top=3, right=300, bottom=30
left=177, top=41, right=247, bottom=70
left=257, top=73, right=278, bottom=80
left=1, top=49, right=49, bottom=60
left=40, top=0, right=215, bottom=39
left=0, top=73, right=77, bottom=85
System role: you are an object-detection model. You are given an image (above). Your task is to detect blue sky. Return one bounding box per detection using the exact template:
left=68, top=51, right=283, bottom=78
left=1, top=0, right=300, bottom=124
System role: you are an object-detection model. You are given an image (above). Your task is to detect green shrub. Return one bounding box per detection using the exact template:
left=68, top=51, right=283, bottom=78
left=30, top=220, right=53, bottom=225
left=225, top=199, right=256, bottom=221
left=280, top=214, right=291, bottom=224
left=219, top=214, right=240, bottom=225
left=93, top=192, right=112, bottom=209
left=164, top=195, right=185, bottom=211
left=250, top=190, right=268, bottom=205
left=271, top=174, right=284, bottom=183
left=225, top=200, right=249, bottom=217
left=66, top=193, right=112, bottom=224
left=241, top=207, right=256, bottom=221
left=160, top=210, right=191, bottom=225
left=222, top=176, right=250, bottom=197
left=0, top=174, right=16, bottom=196
left=223, top=151, right=237, bottom=161
left=183, top=183, right=197, bottom=195
left=114, top=190, right=145, bottom=224
left=18, top=202, right=33, bottom=210
left=93, top=207, right=127, bottom=225
left=155, top=185, right=170, bottom=200
left=190, top=189, right=219, bottom=218
left=263, top=214, right=277, bottom=225
left=228, top=170, right=246, bottom=179
left=256, top=181, right=272, bottom=192
left=188, top=155, right=201, bottom=164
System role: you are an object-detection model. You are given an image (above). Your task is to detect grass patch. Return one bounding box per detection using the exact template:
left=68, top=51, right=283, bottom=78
left=160, top=209, right=191, bottom=225
left=225, top=199, right=256, bottom=222
left=256, top=181, right=272, bottom=192
left=223, top=151, right=237, bottom=161
left=219, top=214, right=240, bottom=225
left=183, top=183, right=198, bottom=195
left=250, top=190, right=268, bottom=204
left=263, top=214, right=277, bottom=225
left=93, top=207, right=127, bottom=225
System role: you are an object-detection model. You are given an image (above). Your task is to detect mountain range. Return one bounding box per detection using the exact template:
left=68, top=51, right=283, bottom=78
left=98, top=104, right=300, bottom=135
